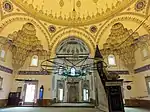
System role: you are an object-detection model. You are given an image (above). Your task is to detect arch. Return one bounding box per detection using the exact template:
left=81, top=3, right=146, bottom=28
left=49, top=29, right=96, bottom=58
left=96, top=15, right=150, bottom=45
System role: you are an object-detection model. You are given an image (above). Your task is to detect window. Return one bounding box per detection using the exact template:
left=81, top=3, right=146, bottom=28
left=0, top=77, right=3, bottom=90
left=143, top=48, right=148, bottom=58
left=30, top=55, right=38, bottom=66
left=58, top=88, right=63, bottom=101
left=0, top=49, right=5, bottom=59
left=57, top=81, right=64, bottom=102
left=83, top=89, right=89, bottom=101
left=24, top=84, right=36, bottom=102
left=70, top=67, right=76, bottom=76
left=145, top=77, right=150, bottom=95
left=141, top=47, right=149, bottom=59
left=83, top=81, right=89, bottom=102
left=108, top=54, right=116, bottom=66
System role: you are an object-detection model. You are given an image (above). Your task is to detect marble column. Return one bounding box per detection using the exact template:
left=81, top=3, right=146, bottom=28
left=79, top=81, right=82, bottom=102
left=94, top=70, right=109, bottom=112
left=64, top=80, right=68, bottom=102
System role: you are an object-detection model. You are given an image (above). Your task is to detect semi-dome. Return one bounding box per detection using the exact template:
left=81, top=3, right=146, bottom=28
left=56, top=37, right=89, bottom=56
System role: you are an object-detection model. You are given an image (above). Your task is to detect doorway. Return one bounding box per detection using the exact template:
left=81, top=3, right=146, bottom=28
left=67, top=82, right=79, bottom=102
left=24, top=84, right=36, bottom=102
left=23, top=82, right=37, bottom=104
left=145, top=77, right=150, bottom=95
left=83, top=88, right=89, bottom=101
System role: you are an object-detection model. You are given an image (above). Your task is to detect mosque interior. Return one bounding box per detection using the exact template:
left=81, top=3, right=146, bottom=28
left=0, top=0, right=150, bottom=112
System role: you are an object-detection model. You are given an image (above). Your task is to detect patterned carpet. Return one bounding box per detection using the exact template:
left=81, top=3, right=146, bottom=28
left=0, top=107, right=150, bottom=112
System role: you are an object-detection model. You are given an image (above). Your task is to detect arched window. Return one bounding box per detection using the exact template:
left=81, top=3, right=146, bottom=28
left=83, top=81, right=89, bottom=101
left=0, top=49, right=5, bottom=59
left=70, top=67, right=76, bottom=76
left=142, top=47, right=149, bottom=58
left=108, top=54, right=116, bottom=66
left=30, top=55, right=38, bottom=66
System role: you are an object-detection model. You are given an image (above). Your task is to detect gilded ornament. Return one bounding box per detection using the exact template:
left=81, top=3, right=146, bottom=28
left=59, top=0, right=64, bottom=7
left=4, top=23, right=48, bottom=70
left=86, top=15, right=91, bottom=20
left=93, top=0, right=98, bottom=4
left=48, top=25, right=56, bottom=33
left=90, top=25, right=97, bottom=33
left=10, top=0, right=136, bottom=26
left=28, top=4, right=34, bottom=8
left=102, top=23, right=140, bottom=72
left=135, top=0, right=146, bottom=11
left=76, top=0, right=81, bottom=7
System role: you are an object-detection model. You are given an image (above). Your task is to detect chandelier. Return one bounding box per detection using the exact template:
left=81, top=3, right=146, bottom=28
left=41, top=38, right=107, bottom=77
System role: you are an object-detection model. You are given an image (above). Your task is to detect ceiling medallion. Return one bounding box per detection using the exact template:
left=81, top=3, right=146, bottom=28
left=59, top=0, right=64, bottom=8
left=3, top=1, right=13, bottom=12
left=48, top=25, right=56, bottom=33
left=135, top=0, right=146, bottom=11
left=90, top=25, right=97, bottom=33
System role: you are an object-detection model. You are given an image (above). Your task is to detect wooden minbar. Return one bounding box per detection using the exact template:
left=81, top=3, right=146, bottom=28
left=106, top=79, right=124, bottom=112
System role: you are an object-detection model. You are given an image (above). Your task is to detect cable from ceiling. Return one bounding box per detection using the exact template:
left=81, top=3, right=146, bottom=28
left=118, top=14, right=150, bottom=47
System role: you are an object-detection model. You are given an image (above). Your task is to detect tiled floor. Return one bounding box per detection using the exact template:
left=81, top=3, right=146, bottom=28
left=0, top=107, right=150, bottom=112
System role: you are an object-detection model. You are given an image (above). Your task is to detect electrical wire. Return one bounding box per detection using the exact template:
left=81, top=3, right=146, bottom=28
left=117, top=15, right=150, bottom=47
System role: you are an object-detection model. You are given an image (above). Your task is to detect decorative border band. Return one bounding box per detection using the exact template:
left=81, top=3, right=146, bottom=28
left=18, top=71, right=49, bottom=75
left=18, top=70, right=129, bottom=75
left=0, top=65, right=13, bottom=74
left=0, top=64, right=150, bottom=75
left=134, top=64, right=150, bottom=73
left=108, top=71, right=129, bottom=75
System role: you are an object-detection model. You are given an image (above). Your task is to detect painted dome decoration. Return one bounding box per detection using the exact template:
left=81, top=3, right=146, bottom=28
left=90, top=25, right=97, bottom=33
left=48, top=25, right=56, bottom=33
left=3, top=1, right=13, bottom=12
left=11, top=0, right=136, bottom=26
left=135, top=0, right=146, bottom=11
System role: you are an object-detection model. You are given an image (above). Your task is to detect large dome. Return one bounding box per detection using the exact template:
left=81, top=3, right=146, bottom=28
left=11, top=0, right=136, bottom=26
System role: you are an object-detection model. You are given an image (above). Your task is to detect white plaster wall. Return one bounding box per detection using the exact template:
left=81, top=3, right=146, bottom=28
left=120, top=75, right=137, bottom=99
left=11, top=75, right=52, bottom=99
left=0, top=50, right=13, bottom=69
left=0, top=71, right=13, bottom=99
left=0, top=49, right=13, bottom=99
left=134, top=46, right=150, bottom=69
